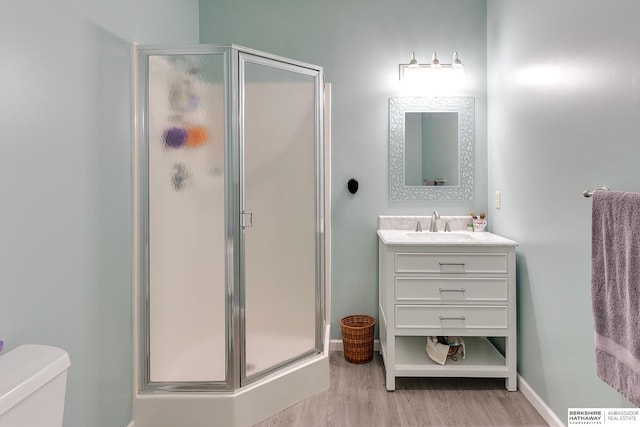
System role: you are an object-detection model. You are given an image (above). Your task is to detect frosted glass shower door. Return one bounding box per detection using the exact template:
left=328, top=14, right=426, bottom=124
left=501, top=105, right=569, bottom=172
left=146, top=52, right=227, bottom=384
left=241, top=53, right=323, bottom=381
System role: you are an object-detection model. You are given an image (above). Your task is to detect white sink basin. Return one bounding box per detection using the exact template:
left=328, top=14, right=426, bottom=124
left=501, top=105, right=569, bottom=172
left=404, top=231, right=476, bottom=241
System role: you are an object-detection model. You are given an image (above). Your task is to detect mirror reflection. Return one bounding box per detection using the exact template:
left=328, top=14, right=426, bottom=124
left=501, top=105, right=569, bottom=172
left=389, top=96, right=474, bottom=200
left=404, top=112, right=459, bottom=187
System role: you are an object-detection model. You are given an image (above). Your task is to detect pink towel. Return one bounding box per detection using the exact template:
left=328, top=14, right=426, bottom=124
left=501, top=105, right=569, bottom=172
left=592, top=190, right=640, bottom=406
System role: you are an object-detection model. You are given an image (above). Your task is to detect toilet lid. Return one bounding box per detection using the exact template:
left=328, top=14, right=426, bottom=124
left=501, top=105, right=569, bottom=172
left=0, top=345, right=70, bottom=415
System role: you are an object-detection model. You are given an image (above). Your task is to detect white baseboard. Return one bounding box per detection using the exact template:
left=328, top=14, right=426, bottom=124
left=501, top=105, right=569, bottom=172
left=518, top=374, right=564, bottom=427
left=330, top=338, right=380, bottom=352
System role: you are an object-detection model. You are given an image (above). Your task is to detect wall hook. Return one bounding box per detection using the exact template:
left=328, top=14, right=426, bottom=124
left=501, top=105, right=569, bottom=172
left=347, top=178, right=359, bottom=194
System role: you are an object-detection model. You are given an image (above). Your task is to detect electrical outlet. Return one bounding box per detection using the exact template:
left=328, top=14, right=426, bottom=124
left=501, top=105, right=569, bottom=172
left=495, top=191, right=501, bottom=209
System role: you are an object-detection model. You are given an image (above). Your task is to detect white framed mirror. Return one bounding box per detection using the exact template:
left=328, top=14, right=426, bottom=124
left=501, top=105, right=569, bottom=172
left=389, top=96, right=474, bottom=200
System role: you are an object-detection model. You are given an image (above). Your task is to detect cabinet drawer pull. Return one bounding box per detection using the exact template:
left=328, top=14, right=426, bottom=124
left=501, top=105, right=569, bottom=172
left=438, top=288, right=466, bottom=293
left=439, top=262, right=466, bottom=266
left=439, top=316, right=466, bottom=321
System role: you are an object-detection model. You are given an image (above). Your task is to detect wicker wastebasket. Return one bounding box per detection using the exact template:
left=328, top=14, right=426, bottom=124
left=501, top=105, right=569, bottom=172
left=340, top=315, right=376, bottom=364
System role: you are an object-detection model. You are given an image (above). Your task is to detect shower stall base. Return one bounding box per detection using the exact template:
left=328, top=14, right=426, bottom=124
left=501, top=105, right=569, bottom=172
left=133, top=326, right=329, bottom=427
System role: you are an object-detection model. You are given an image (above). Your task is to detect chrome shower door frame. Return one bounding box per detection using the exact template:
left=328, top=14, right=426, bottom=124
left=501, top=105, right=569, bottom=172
left=135, top=44, right=325, bottom=393
left=237, top=48, right=325, bottom=386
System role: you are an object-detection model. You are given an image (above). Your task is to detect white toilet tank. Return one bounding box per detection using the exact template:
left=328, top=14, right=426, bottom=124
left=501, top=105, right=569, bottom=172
left=0, top=344, right=70, bottom=427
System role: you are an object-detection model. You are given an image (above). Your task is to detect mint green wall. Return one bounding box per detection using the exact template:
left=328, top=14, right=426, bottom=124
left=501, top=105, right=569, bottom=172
left=199, top=0, right=488, bottom=339
left=2, top=1, right=634, bottom=425
left=202, top=0, right=640, bottom=420
left=487, top=0, right=639, bottom=422
left=0, top=2, right=198, bottom=426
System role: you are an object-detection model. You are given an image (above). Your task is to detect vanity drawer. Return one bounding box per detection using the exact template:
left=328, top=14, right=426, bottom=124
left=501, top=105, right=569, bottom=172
left=395, top=305, right=508, bottom=329
left=394, top=252, right=508, bottom=274
left=395, top=277, right=508, bottom=303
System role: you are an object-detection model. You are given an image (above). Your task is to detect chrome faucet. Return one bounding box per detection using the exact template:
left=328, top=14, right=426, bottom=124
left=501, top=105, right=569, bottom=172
left=429, top=210, right=440, bottom=232
left=415, top=221, right=422, bottom=232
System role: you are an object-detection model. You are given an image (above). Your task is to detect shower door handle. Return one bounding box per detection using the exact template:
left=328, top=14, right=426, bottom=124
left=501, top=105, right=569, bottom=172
left=241, top=211, right=253, bottom=229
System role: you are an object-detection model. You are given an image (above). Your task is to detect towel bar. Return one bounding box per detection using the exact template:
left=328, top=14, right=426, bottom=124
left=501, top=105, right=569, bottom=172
left=583, top=187, right=610, bottom=198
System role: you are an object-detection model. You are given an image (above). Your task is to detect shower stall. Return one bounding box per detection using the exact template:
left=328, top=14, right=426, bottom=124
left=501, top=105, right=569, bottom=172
left=132, top=45, right=330, bottom=427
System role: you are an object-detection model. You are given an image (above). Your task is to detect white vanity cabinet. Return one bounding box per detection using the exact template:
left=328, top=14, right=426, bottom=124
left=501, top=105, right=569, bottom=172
left=377, top=230, right=518, bottom=392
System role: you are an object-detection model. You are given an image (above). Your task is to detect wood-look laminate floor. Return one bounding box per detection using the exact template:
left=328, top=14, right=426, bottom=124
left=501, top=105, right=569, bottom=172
left=255, top=352, right=549, bottom=427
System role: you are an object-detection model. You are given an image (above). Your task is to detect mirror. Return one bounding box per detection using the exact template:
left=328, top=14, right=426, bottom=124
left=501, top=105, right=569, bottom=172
left=389, top=96, right=474, bottom=200
left=404, top=112, right=459, bottom=187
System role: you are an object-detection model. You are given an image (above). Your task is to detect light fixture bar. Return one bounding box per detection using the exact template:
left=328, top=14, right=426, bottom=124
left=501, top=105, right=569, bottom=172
left=399, top=51, right=464, bottom=80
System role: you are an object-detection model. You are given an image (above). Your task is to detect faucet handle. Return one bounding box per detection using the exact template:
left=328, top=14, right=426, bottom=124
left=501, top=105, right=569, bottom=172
left=444, top=221, right=451, bottom=232
left=415, top=221, right=422, bottom=232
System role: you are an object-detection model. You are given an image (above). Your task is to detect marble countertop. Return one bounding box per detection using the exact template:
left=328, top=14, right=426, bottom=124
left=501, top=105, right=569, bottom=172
left=377, top=215, right=518, bottom=247
left=377, top=229, right=518, bottom=246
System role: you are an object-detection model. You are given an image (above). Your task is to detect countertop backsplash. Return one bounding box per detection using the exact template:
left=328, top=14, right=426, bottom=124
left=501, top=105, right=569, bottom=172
left=378, top=215, right=474, bottom=232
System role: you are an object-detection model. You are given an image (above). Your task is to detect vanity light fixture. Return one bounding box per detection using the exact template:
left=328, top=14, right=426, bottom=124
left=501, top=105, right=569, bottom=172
left=399, top=51, right=464, bottom=81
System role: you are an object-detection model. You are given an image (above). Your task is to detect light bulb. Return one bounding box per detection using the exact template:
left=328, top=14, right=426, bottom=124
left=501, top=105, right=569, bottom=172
left=408, top=52, right=420, bottom=70
left=430, top=52, right=441, bottom=70
left=402, top=51, right=421, bottom=81
left=451, top=51, right=464, bottom=70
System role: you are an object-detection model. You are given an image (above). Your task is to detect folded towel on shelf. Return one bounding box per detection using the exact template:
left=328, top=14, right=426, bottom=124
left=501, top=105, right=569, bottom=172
left=591, top=190, right=640, bottom=406
left=426, top=336, right=466, bottom=365
left=426, top=337, right=449, bottom=365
